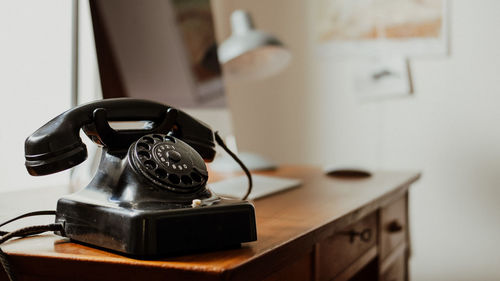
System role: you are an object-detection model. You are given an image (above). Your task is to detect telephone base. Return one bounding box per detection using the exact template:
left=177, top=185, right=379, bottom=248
left=55, top=196, right=257, bottom=256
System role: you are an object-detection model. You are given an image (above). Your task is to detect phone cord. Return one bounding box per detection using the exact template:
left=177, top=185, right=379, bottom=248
left=214, top=131, right=253, bottom=200
left=0, top=211, right=63, bottom=281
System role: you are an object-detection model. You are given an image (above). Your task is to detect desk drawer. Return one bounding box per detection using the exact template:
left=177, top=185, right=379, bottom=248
left=317, top=213, right=377, bottom=281
left=380, top=252, right=406, bottom=281
left=380, top=195, right=407, bottom=260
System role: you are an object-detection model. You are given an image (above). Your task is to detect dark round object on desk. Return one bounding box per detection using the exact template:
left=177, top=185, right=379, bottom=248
left=325, top=168, right=372, bottom=178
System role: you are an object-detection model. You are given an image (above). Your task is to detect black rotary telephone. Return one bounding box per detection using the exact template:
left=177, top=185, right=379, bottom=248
left=24, top=98, right=257, bottom=256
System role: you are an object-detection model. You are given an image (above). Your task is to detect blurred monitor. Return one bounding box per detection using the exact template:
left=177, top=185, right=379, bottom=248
left=89, top=0, right=225, bottom=108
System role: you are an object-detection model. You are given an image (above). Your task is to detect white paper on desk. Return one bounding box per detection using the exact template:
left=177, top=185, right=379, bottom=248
left=209, top=175, right=302, bottom=200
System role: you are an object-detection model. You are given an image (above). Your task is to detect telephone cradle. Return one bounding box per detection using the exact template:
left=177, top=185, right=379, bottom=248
left=24, top=98, right=257, bottom=256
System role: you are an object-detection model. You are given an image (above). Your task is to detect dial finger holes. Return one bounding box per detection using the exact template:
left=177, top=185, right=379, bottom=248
left=190, top=172, right=201, bottom=182
left=152, top=134, right=164, bottom=142
left=168, top=174, right=180, bottom=185
left=144, top=160, right=157, bottom=170
left=138, top=150, right=151, bottom=160
left=155, top=168, right=167, bottom=179
left=142, top=136, right=154, bottom=144
left=181, top=175, right=192, bottom=185
left=137, top=142, right=150, bottom=150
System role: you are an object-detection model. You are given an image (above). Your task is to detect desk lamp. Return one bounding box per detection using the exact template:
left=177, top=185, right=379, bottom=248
left=217, top=10, right=291, bottom=81
left=210, top=10, right=291, bottom=172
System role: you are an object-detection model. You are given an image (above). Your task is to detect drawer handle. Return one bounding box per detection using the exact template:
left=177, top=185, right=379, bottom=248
left=347, top=228, right=372, bottom=243
left=387, top=221, right=403, bottom=233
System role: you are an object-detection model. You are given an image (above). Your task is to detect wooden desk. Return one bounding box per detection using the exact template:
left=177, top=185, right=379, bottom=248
left=1, top=166, right=420, bottom=281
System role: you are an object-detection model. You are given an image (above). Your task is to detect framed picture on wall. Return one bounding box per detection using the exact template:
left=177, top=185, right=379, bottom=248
left=89, top=0, right=225, bottom=108
left=353, top=56, right=413, bottom=100
left=169, top=0, right=225, bottom=104
left=314, top=0, right=449, bottom=58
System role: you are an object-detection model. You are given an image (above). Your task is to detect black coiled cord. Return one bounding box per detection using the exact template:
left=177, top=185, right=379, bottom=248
left=0, top=211, right=62, bottom=281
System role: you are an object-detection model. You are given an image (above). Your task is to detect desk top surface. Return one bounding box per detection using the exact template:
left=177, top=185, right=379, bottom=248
left=1, top=166, right=420, bottom=281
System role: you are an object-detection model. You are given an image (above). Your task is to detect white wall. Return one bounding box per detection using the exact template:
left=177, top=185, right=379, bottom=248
left=217, top=0, right=500, bottom=280
left=0, top=1, right=72, bottom=192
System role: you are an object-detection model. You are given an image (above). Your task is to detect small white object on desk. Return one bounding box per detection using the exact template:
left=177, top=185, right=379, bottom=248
left=210, top=175, right=301, bottom=200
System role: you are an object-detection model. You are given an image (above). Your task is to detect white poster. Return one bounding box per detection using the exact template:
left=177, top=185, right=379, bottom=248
left=315, top=0, right=448, bottom=58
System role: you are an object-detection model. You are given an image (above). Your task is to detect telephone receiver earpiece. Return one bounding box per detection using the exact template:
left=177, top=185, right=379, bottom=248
left=25, top=98, right=216, bottom=176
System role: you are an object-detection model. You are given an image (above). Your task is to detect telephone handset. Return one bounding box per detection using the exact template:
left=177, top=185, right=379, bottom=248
left=25, top=98, right=256, bottom=256
left=25, top=98, right=216, bottom=175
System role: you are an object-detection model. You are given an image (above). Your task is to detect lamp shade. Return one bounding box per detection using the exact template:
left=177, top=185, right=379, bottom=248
left=217, top=10, right=291, bottom=81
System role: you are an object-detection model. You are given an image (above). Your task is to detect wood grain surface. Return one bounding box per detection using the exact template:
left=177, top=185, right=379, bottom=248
left=0, top=165, right=420, bottom=281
